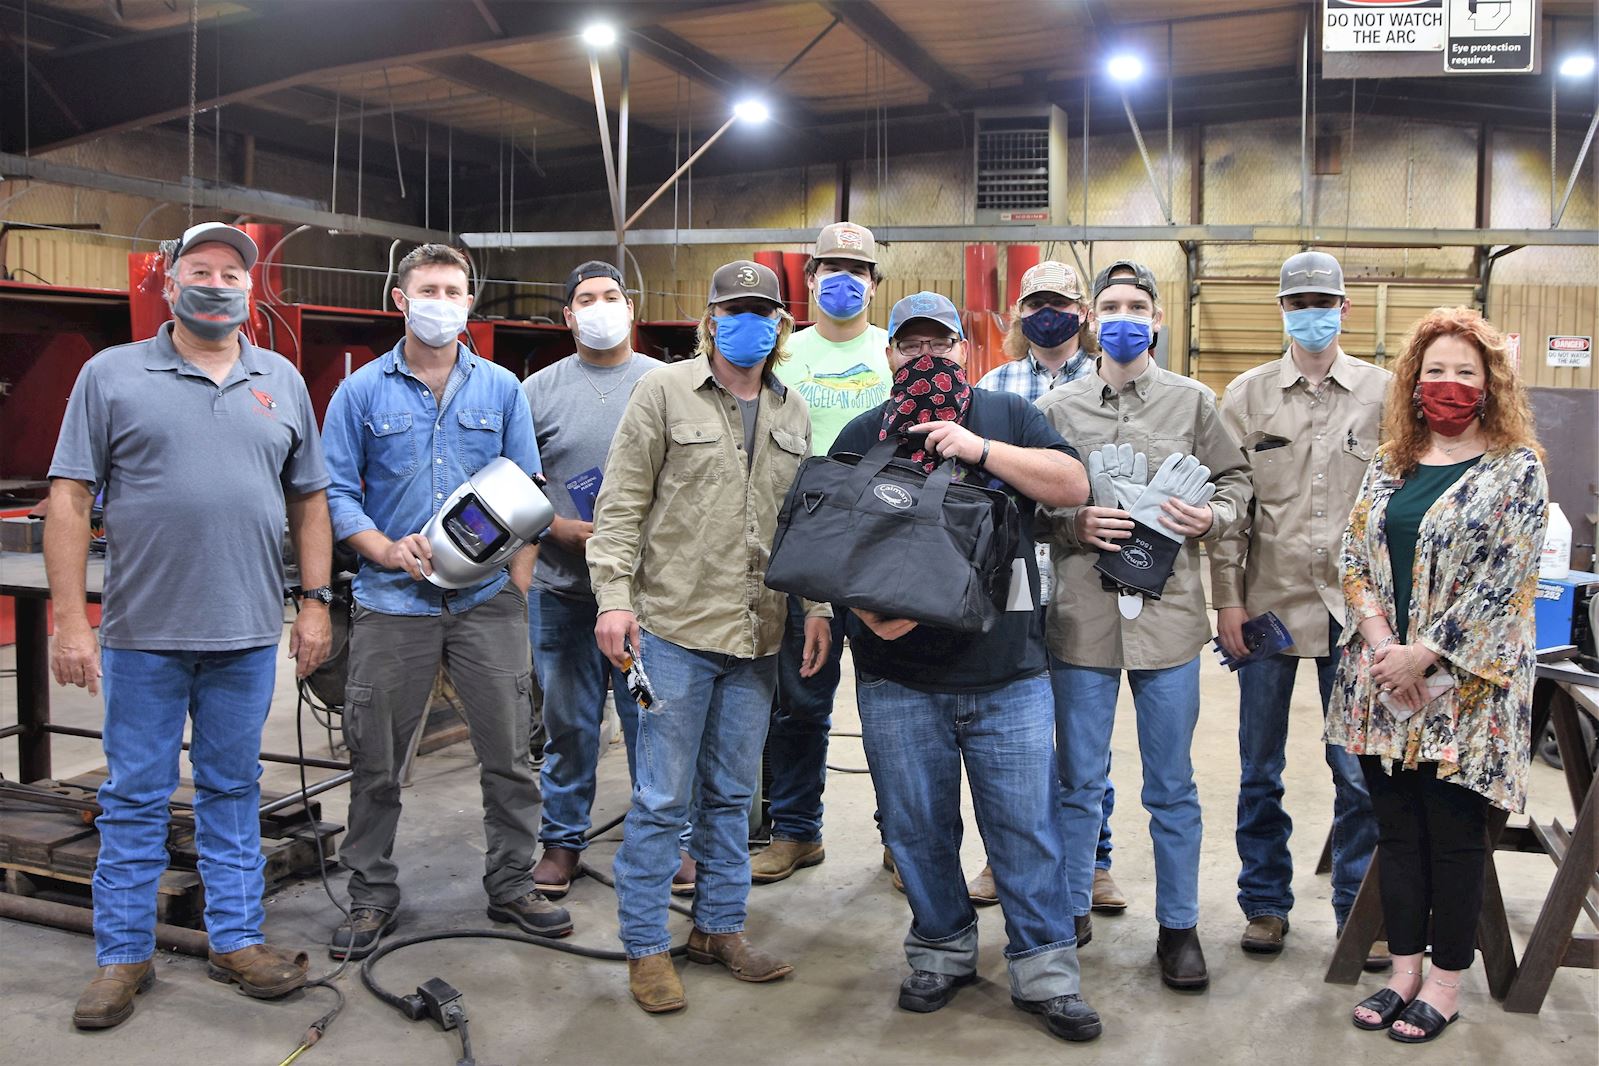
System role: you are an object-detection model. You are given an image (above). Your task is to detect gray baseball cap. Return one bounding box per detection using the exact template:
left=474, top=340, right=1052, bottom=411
left=174, top=222, right=258, bottom=270
left=1278, top=250, right=1346, bottom=298
left=887, top=291, right=964, bottom=340
left=708, top=260, right=783, bottom=306
left=1092, top=259, right=1159, bottom=302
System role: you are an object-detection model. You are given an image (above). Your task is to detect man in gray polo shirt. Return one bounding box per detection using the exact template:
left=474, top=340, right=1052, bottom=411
left=46, top=222, right=333, bottom=1029
left=524, top=261, right=664, bottom=899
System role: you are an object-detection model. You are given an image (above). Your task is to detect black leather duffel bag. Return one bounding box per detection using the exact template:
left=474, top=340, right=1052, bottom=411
left=765, top=438, right=1019, bottom=633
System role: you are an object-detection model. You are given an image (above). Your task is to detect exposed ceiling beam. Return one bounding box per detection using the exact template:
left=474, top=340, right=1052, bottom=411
left=0, top=1, right=116, bottom=48
left=421, top=54, right=670, bottom=142
left=0, top=0, right=755, bottom=154
left=0, top=150, right=454, bottom=243
left=625, top=26, right=824, bottom=127
left=245, top=89, right=506, bottom=169
left=819, top=0, right=968, bottom=101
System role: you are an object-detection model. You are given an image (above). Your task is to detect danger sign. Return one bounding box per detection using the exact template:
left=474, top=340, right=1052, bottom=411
left=1324, top=0, right=1445, bottom=53
left=1546, top=335, right=1592, bottom=369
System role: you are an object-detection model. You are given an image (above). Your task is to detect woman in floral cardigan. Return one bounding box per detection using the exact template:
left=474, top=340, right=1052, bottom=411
left=1325, top=307, right=1545, bottom=1044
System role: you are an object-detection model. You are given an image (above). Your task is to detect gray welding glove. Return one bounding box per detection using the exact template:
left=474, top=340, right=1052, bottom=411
left=1097, top=452, right=1217, bottom=604
left=1087, top=442, right=1148, bottom=512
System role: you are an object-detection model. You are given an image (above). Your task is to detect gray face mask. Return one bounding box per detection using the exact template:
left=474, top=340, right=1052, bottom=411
left=172, top=284, right=249, bottom=340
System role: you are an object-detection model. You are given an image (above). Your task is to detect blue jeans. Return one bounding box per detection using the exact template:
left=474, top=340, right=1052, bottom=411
left=94, top=645, right=278, bottom=964
left=1053, top=657, right=1202, bottom=929
left=613, top=630, right=777, bottom=957
left=1095, top=755, right=1116, bottom=871
left=857, top=672, right=1081, bottom=1001
left=766, top=596, right=847, bottom=842
left=531, top=589, right=635, bottom=850
left=1236, top=617, right=1376, bottom=928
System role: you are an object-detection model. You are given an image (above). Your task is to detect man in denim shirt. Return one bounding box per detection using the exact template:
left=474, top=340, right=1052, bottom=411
left=322, top=244, right=569, bottom=959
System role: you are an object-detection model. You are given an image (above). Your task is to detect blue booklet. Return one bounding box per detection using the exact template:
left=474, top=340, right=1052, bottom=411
left=565, top=467, right=603, bottom=522
left=1211, top=611, right=1295, bottom=671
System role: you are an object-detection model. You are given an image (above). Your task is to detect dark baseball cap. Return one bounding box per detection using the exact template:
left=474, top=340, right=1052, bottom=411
left=564, top=260, right=625, bottom=305
left=708, top=260, right=783, bottom=306
left=1092, top=259, right=1159, bottom=303
left=887, top=291, right=965, bottom=340
left=1277, top=250, right=1346, bottom=298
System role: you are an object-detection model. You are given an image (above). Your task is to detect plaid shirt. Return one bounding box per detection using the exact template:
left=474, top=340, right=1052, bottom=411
left=976, top=350, right=1094, bottom=404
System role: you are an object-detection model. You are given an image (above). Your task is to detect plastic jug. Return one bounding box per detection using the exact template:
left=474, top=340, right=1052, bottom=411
left=1540, top=502, right=1572, bottom=580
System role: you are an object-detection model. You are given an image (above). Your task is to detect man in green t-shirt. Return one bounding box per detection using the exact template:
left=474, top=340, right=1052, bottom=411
left=753, top=223, right=891, bottom=884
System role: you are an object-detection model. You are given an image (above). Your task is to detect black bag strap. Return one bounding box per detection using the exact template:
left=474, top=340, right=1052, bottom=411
left=916, top=459, right=957, bottom=519
left=846, top=437, right=907, bottom=501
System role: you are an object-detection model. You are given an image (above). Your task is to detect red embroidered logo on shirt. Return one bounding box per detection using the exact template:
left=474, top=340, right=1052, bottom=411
left=251, top=388, right=278, bottom=410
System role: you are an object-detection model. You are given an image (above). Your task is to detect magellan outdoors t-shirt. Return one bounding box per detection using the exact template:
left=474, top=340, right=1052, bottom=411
left=776, top=324, right=891, bottom=454
left=832, top=388, right=1078, bottom=694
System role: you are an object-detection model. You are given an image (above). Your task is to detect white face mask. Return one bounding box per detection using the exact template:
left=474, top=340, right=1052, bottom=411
left=571, top=300, right=633, bottom=351
left=404, top=297, right=470, bottom=349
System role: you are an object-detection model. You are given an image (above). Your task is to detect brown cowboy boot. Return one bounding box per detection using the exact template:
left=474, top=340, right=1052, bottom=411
left=206, top=944, right=309, bottom=999
left=685, top=929, right=793, bottom=983
left=73, top=961, right=154, bottom=1029
left=628, top=952, right=686, bottom=1014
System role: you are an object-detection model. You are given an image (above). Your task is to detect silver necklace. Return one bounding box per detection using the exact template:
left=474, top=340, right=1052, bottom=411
left=575, top=356, right=628, bottom=404
left=1434, top=434, right=1478, bottom=457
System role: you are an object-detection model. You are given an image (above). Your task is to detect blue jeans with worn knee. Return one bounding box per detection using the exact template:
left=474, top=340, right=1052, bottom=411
left=1235, top=617, right=1376, bottom=928
left=858, top=672, right=1081, bottom=1001
left=531, top=589, right=635, bottom=851
left=1053, top=656, right=1202, bottom=929
left=94, top=645, right=278, bottom=965
left=766, top=595, right=847, bottom=843
left=613, top=630, right=776, bottom=958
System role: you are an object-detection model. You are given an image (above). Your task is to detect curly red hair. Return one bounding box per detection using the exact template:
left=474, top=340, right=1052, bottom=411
left=1381, top=306, right=1540, bottom=475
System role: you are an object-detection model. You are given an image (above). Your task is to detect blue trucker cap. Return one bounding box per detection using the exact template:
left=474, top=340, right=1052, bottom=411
left=887, top=290, right=964, bottom=340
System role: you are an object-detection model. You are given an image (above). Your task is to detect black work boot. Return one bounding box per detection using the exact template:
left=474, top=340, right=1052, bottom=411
left=1012, top=992, right=1104, bottom=1042
left=329, top=907, right=398, bottom=961
left=1157, top=924, right=1210, bottom=990
left=897, top=970, right=977, bottom=1013
left=487, top=890, right=574, bottom=938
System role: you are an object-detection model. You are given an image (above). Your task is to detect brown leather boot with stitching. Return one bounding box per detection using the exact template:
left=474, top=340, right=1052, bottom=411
left=750, top=839, right=826, bottom=884
left=966, top=863, right=999, bottom=906
left=206, top=944, right=309, bottom=999
left=73, top=961, right=154, bottom=1029
left=628, top=951, right=686, bottom=1013
left=686, top=929, right=794, bottom=982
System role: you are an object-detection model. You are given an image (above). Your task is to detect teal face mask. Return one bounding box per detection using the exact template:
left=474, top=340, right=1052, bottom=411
left=1283, top=307, right=1342, bottom=353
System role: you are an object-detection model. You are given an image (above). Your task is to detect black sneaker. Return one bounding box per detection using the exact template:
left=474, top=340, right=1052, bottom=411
left=1012, top=993, right=1104, bottom=1042
left=897, top=969, right=977, bottom=1013
left=487, top=891, right=574, bottom=938
left=329, top=907, right=398, bottom=961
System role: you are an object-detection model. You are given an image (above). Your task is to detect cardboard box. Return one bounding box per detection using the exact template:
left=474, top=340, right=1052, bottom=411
left=1535, top=569, right=1599, bottom=650
left=0, top=516, right=43, bottom=553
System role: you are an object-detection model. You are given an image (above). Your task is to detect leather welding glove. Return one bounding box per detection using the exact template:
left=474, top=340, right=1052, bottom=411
left=1096, top=452, right=1217, bottom=604
left=1087, top=442, right=1148, bottom=512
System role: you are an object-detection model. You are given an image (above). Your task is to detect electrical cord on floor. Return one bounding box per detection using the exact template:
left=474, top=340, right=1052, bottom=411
left=826, top=728, right=871, bottom=774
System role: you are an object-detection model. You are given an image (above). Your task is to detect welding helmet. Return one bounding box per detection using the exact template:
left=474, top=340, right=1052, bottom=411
left=421, top=457, right=554, bottom=589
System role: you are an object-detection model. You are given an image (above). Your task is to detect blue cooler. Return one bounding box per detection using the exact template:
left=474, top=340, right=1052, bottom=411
left=1535, top=569, right=1599, bottom=650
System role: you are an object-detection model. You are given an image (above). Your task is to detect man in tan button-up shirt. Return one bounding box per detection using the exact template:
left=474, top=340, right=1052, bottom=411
left=588, top=260, right=831, bottom=1014
left=1209, top=251, right=1391, bottom=960
left=1038, top=260, right=1250, bottom=993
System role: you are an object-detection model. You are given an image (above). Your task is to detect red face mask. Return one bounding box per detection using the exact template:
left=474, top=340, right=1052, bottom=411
left=1414, top=380, right=1483, bottom=437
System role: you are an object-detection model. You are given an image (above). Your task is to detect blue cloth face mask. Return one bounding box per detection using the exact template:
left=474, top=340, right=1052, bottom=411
left=1096, top=313, right=1155, bottom=363
left=816, top=272, right=868, bottom=320
left=1020, top=306, right=1081, bottom=349
left=714, top=311, right=780, bottom=367
left=1283, top=306, right=1342, bottom=353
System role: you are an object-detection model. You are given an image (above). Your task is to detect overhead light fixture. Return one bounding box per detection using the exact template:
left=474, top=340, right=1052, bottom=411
left=581, top=22, right=617, bottom=48
left=733, top=98, right=771, bottom=124
left=1559, top=54, right=1595, bottom=78
left=1107, top=54, right=1144, bottom=83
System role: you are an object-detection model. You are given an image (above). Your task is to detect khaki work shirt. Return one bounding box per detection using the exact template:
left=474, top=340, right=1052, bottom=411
left=1211, top=349, right=1391, bottom=656
left=1037, top=360, right=1251, bottom=671
left=588, top=354, right=829, bottom=659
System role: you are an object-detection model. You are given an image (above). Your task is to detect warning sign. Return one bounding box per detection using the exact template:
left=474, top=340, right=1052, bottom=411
left=1546, top=335, right=1592, bottom=369
left=1324, top=0, right=1445, bottom=53
left=1506, top=332, right=1520, bottom=372
left=1446, top=0, right=1535, bottom=73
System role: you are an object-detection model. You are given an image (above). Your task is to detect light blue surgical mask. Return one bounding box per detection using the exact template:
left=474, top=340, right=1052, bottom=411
left=714, top=311, right=780, bottom=367
left=1096, top=313, right=1154, bottom=363
left=816, top=272, right=868, bottom=320
left=1283, top=306, right=1342, bottom=353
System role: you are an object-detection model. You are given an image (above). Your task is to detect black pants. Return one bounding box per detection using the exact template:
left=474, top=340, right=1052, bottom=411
left=1358, top=757, right=1490, bottom=971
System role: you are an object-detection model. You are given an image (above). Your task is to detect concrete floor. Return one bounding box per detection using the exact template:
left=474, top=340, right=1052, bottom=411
left=3, top=630, right=1595, bottom=1066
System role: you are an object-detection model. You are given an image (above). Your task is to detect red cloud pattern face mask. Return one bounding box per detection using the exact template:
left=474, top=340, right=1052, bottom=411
left=1414, top=380, right=1484, bottom=437
left=879, top=353, right=972, bottom=472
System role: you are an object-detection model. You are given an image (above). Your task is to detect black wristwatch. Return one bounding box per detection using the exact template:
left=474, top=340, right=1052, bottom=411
left=293, top=585, right=335, bottom=606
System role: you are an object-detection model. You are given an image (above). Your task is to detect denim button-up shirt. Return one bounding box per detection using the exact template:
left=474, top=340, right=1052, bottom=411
left=324, top=339, right=541, bottom=616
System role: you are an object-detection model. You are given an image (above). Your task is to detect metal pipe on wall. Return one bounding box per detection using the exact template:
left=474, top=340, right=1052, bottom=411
left=617, top=46, right=630, bottom=272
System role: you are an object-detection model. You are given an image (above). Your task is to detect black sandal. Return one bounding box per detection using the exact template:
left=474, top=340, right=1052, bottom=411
left=1352, top=988, right=1411, bottom=1031
left=1388, top=999, right=1460, bottom=1043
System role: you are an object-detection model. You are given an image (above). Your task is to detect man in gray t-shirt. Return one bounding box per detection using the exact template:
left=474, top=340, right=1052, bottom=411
left=45, top=223, right=333, bottom=1028
left=524, top=261, right=663, bottom=898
